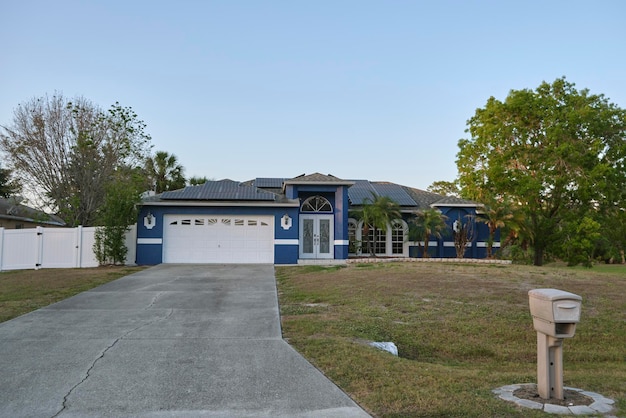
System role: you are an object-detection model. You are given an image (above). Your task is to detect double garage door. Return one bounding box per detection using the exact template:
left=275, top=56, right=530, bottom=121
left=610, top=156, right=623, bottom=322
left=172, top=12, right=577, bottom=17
left=163, top=215, right=274, bottom=264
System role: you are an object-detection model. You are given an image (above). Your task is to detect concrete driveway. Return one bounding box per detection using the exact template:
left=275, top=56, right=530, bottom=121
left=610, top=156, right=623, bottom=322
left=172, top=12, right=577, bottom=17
left=0, top=264, right=370, bottom=417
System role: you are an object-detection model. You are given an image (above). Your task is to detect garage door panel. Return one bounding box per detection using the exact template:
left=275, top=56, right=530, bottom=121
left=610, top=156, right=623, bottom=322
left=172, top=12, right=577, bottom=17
left=163, top=215, right=274, bottom=264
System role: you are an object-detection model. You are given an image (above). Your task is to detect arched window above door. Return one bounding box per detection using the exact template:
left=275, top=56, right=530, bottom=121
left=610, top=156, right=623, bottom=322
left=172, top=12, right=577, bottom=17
left=300, top=195, right=333, bottom=212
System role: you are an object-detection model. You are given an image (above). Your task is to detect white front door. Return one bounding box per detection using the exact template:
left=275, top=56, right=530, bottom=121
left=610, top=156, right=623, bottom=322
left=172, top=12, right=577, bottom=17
left=299, top=214, right=334, bottom=259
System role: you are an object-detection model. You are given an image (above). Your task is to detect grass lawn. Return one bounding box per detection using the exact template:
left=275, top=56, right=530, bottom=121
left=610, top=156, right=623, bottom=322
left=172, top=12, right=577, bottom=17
left=1, top=262, right=623, bottom=417
left=276, top=262, right=626, bottom=417
left=0, top=266, right=147, bottom=323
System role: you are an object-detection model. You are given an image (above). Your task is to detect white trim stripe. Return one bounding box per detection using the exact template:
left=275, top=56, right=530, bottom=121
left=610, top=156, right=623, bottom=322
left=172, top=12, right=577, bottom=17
left=408, top=241, right=438, bottom=246
left=137, top=238, right=162, bottom=245
left=274, top=239, right=350, bottom=246
left=476, top=242, right=501, bottom=248
left=274, top=239, right=299, bottom=245
left=443, top=241, right=499, bottom=248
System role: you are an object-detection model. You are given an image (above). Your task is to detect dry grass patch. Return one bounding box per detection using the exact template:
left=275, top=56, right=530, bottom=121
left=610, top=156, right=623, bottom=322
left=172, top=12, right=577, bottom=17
left=0, top=266, right=147, bottom=322
left=276, top=262, right=626, bottom=417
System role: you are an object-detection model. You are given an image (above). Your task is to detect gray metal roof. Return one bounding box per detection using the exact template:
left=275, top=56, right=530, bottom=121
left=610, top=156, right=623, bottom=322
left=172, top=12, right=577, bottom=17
left=347, top=180, right=379, bottom=205
left=161, top=180, right=276, bottom=201
left=401, top=186, right=447, bottom=209
left=371, top=182, right=417, bottom=206
left=284, top=172, right=355, bottom=186
left=143, top=173, right=479, bottom=209
left=431, top=195, right=479, bottom=207
left=255, top=178, right=285, bottom=188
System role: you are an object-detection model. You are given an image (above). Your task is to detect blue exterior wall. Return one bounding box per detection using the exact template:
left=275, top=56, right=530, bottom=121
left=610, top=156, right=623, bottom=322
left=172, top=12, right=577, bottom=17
left=136, top=204, right=300, bottom=265
left=334, top=186, right=350, bottom=259
left=137, top=184, right=495, bottom=264
left=406, top=206, right=493, bottom=259
left=274, top=205, right=300, bottom=264
left=289, top=184, right=351, bottom=261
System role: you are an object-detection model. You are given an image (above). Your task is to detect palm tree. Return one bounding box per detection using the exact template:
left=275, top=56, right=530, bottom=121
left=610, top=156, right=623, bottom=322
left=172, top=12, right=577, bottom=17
left=409, top=208, right=448, bottom=257
left=477, top=198, right=521, bottom=258
left=145, top=151, right=186, bottom=193
left=357, top=194, right=401, bottom=256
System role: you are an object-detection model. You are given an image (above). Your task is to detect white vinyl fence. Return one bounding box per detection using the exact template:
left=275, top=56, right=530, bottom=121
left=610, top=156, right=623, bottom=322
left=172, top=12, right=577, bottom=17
left=0, top=225, right=137, bottom=271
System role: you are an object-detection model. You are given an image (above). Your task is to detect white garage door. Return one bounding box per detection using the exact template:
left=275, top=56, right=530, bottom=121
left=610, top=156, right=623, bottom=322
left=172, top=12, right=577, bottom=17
left=163, top=215, right=274, bottom=264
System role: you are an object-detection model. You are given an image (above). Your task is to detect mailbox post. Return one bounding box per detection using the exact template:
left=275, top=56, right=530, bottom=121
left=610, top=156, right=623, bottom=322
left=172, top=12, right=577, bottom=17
left=528, top=289, right=582, bottom=400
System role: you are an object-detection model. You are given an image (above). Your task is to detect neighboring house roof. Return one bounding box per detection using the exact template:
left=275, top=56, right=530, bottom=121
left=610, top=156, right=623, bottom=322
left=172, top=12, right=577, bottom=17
left=141, top=173, right=480, bottom=211
left=0, top=198, right=66, bottom=226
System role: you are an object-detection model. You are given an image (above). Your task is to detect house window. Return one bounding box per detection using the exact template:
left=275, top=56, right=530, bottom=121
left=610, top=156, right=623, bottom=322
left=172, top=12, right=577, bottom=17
left=391, top=220, right=405, bottom=255
left=374, top=228, right=386, bottom=254
left=355, top=218, right=407, bottom=257
left=363, top=226, right=386, bottom=255
left=301, top=196, right=332, bottom=212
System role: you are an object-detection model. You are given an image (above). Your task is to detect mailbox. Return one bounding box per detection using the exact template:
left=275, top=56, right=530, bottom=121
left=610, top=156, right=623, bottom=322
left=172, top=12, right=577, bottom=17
left=528, top=288, right=583, bottom=400
left=529, top=288, right=582, bottom=338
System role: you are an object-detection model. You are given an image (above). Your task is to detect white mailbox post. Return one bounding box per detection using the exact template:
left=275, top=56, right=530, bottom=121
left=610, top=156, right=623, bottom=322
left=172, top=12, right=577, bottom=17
left=528, top=289, right=582, bottom=400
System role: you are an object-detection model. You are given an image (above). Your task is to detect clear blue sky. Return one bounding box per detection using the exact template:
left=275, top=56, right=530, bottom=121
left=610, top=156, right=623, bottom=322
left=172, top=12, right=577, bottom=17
left=2, top=1, right=625, bottom=190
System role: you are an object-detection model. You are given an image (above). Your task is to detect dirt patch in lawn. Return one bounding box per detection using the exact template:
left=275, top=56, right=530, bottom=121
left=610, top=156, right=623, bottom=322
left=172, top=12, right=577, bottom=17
left=514, top=385, right=593, bottom=407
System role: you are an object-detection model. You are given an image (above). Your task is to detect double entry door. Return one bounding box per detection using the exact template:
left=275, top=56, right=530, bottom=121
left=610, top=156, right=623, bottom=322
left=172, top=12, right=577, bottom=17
left=299, top=214, right=334, bottom=259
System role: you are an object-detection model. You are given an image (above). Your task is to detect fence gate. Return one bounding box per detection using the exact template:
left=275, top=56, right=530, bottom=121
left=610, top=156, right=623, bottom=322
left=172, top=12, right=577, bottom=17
left=0, top=225, right=136, bottom=271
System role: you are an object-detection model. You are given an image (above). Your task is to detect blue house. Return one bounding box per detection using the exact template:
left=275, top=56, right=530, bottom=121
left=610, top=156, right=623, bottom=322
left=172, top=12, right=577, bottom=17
left=135, top=173, right=495, bottom=265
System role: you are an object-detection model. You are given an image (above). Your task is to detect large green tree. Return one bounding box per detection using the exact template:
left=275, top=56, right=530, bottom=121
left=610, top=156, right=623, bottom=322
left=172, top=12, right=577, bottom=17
left=427, top=180, right=460, bottom=197
left=457, top=78, right=626, bottom=265
left=0, top=93, right=152, bottom=226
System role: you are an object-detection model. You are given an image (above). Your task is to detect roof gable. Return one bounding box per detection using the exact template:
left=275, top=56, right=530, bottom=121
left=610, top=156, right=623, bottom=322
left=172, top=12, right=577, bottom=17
left=284, top=172, right=354, bottom=186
